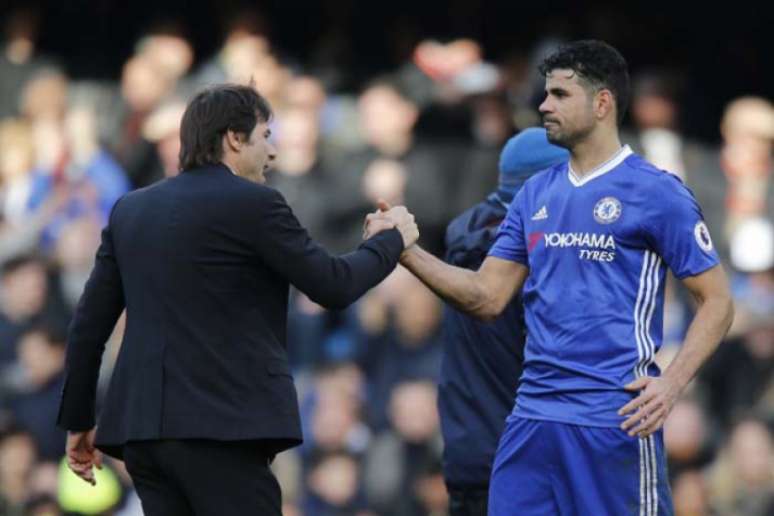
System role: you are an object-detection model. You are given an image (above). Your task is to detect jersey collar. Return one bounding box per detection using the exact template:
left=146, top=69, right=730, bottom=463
left=567, top=145, right=633, bottom=187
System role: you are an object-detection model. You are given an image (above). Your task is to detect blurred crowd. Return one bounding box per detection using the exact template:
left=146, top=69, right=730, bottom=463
left=0, top=7, right=772, bottom=516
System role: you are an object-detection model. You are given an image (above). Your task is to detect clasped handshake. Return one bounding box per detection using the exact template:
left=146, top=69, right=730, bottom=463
left=362, top=200, right=420, bottom=249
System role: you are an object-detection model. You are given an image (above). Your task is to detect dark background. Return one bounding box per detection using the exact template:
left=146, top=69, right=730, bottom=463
left=2, top=0, right=771, bottom=143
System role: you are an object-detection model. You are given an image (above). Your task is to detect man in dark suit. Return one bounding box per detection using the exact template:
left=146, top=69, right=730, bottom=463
left=57, top=84, right=417, bottom=515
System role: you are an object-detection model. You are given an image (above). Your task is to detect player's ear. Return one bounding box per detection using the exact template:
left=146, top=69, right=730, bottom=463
left=595, top=89, right=615, bottom=121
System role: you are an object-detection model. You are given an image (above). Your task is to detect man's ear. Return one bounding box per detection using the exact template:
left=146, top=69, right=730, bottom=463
left=595, top=89, right=615, bottom=121
left=223, top=129, right=243, bottom=152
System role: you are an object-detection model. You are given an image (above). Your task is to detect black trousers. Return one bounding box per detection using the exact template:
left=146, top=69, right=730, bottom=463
left=123, top=440, right=281, bottom=516
left=447, top=485, right=489, bottom=516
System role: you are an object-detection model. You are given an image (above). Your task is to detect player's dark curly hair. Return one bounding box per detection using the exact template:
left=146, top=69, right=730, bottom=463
left=539, top=40, right=630, bottom=125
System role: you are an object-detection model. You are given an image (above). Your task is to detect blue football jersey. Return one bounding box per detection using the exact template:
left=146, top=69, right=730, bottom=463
left=488, top=145, right=720, bottom=427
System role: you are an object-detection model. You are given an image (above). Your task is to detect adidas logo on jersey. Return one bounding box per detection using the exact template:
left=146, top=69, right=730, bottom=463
left=531, top=206, right=548, bottom=220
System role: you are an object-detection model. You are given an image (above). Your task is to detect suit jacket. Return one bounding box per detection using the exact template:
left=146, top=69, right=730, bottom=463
left=57, top=163, right=404, bottom=459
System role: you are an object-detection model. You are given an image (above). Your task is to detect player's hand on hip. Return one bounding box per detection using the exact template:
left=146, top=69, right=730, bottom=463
left=66, top=428, right=103, bottom=486
left=618, top=375, right=681, bottom=438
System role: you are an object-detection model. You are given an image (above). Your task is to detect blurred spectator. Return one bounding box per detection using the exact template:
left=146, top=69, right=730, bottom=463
left=672, top=469, right=713, bottom=516
left=358, top=80, right=419, bottom=159
left=357, top=268, right=443, bottom=429
left=266, top=106, right=334, bottom=244
left=107, top=54, right=175, bottom=188
left=24, top=494, right=62, bottom=516
left=134, top=22, right=194, bottom=88
left=664, top=398, right=716, bottom=475
left=0, top=426, right=38, bottom=515
left=53, top=216, right=101, bottom=310
left=26, top=104, right=130, bottom=250
left=303, top=452, right=369, bottom=516
left=330, top=80, right=456, bottom=253
left=18, top=68, right=70, bottom=190
left=285, top=292, right=333, bottom=369
left=304, top=365, right=371, bottom=458
left=286, top=75, right=328, bottom=113
left=0, top=8, right=49, bottom=118
left=192, top=12, right=286, bottom=108
left=720, top=97, right=774, bottom=238
left=6, top=326, right=67, bottom=461
left=26, top=461, right=58, bottom=503
left=701, top=319, right=774, bottom=428
left=363, top=380, right=444, bottom=516
left=709, top=417, right=774, bottom=515
left=0, top=118, right=65, bottom=264
left=0, top=255, right=68, bottom=367
left=623, top=71, right=729, bottom=259
left=141, top=98, right=186, bottom=180
left=407, top=38, right=497, bottom=106
left=19, top=68, right=68, bottom=125
left=701, top=217, right=774, bottom=427
left=628, top=71, right=687, bottom=176
left=728, top=217, right=774, bottom=336
left=455, top=94, right=514, bottom=211
left=0, top=118, right=35, bottom=226
left=361, top=158, right=407, bottom=208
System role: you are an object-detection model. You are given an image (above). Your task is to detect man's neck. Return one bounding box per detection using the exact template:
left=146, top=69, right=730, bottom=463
left=220, top=159, right=238, bottom=175
left=569, top=129, right=623, bottom=178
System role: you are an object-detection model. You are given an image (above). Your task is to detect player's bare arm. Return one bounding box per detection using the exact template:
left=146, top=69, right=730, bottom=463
left=619, top=264, right=734, bottom=437
left=399, top=246, right=528, bottom=322
left=365, top=201, right=529, bottom=321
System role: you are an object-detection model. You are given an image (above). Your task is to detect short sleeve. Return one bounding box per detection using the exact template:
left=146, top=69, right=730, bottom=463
left=643, top=174, right=720, bottom=279
left=488, top=189, right=528, bottom=265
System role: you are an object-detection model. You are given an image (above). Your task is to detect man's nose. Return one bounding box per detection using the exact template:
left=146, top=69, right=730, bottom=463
left=539, top=98, right=552, bottom=115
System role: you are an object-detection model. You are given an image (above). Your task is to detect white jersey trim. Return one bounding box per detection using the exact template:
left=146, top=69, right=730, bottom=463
left=568, top=145, right=633, bottom=187
left=634, top=250, right=662, bottom=516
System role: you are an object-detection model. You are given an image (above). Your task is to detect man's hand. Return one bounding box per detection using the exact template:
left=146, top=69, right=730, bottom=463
left=362, top=214, right=396, bottom=240
left=66, top=428, right=102, bottom=486
left=618, top=375, right=683, bottom=438
left=363, top=200, right=419, bottom=249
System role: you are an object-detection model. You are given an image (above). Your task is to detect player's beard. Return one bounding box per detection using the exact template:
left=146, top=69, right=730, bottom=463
left=545, top=115, right=595, bottom=150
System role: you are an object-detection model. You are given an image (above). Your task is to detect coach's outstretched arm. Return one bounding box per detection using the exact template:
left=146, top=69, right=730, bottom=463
left=619, top=264, right=734, bottom=437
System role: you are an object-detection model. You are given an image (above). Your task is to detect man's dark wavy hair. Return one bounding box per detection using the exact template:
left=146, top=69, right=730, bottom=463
left=539, top=40, right=631, bottom=125
left=179, top=84, right=272, bottom=171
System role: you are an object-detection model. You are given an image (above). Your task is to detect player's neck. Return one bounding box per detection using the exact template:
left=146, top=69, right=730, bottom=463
left=569, top=131, right=622, bottom=177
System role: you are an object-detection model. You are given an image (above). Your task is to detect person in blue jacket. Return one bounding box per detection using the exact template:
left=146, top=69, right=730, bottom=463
left=439, top=128, right=568, bottom=516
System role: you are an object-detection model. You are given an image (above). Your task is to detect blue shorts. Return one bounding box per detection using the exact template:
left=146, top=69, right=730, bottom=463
left=488, top=416, right=673, bottom=516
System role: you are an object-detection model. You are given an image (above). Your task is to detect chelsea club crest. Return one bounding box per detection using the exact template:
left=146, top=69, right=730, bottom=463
left=593, top=197, right=622, bottom=224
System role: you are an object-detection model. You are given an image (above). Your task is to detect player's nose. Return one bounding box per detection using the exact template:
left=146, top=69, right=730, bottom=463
left=538, top=97, right=553, bottom=115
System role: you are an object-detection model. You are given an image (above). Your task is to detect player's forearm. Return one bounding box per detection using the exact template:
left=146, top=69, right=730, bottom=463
left=400, top=245, right=493, bottom=320
left=662, top=294, right=734, bottom=390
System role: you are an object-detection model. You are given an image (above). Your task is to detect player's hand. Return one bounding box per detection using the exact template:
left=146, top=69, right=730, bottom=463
left=618, top=376, right=682, bottom=438
left=66, top=428, right=103, bottom=486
